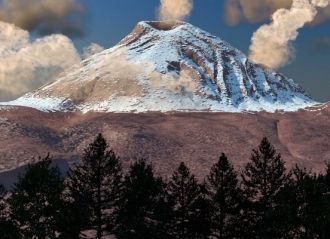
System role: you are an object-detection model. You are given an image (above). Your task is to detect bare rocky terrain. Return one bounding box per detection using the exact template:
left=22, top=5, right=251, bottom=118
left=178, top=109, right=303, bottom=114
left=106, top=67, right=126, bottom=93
left=0, top=103, right=329, bottom=181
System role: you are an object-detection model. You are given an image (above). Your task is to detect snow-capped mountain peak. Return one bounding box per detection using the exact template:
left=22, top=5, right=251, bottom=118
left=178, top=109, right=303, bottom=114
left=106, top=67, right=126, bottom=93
left=3, top=21, right=317, bottom=113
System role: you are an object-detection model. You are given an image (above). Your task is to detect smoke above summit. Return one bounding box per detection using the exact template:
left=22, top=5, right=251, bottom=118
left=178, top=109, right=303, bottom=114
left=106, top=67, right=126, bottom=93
left=0, top=0, right=85, bottom=37
left=158, top=0, right=193, bottom=21
left=249, top=0, right=330, bottom=69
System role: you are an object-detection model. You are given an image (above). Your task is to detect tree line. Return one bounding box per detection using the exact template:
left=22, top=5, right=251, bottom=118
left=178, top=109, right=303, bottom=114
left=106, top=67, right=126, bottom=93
left=0, top=134, right=329, bottom=239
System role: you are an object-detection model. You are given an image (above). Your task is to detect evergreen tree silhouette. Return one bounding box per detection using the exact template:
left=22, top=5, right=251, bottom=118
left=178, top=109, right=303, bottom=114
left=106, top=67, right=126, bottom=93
left=66, top=133, right=123, bottom=239
left=114, top=159, right=171, bottom=239
left=276, top=167, right=330, bottom=238
left=270, top=175, right=299, bottom=238
left=57, top=197, right=90, bottom=239
left=191, top=183, right=212, bottom=238
left=167, top=162, right=209, bottom=239
left=205, top=153, right=243, bottom=239
left=9, top=155, right=64, bottom=239
left=323, top=163, right=330, bottom=238
left=1, top=184, right=21, bottom=239
left=241, top=137, right=288, bottom=238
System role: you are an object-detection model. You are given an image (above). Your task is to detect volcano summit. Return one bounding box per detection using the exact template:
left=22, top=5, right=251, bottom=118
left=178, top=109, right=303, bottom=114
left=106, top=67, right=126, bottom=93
left=3, top=21, right=317, bottom=112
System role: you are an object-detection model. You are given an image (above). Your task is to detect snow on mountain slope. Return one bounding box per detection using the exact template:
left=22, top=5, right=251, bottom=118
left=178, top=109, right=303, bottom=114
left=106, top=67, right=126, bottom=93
left=2, top=21, right=317, bottom=113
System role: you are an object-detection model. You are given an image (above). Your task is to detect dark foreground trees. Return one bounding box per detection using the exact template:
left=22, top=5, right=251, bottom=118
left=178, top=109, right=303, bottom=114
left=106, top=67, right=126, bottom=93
left=66, top=133, right=123, bottom=239
left=167, top=162, right=210, bottom=239
left=115, top=159, right=171, bottom=239
left=241, top=137, right=288, bottom=238
left=275, top=166, right=330, bottom=238
left=0, top=184, right=21, bottom=239
left=0, top=136, right=329, bottom=238
left=205, top=153, right=243, bottom=239
left=9, top=155, right=64, bottom=239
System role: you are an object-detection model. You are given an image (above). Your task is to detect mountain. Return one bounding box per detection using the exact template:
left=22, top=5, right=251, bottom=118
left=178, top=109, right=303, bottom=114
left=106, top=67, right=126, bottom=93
left=2, top=21, right=317, bottom=113
left=0, top=21, right=327, bottom=183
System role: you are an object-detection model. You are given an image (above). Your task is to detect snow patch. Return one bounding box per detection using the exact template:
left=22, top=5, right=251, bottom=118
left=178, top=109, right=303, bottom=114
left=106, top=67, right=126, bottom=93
left=1, top=95, right=72, bottom=112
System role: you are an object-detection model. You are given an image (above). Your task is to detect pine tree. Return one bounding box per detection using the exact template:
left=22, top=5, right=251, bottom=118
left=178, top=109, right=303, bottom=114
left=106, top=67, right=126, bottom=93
left=167, top=162, right=209, bottom=239
left=66, top=133, right=123, bottom=239
left=270, top=175, right=299, bottom=238
left=1, top=184, right=20, bottom=239
left=57, top=198, right=90, bottom=239
left=9, top=155, right=64, bottom=239
left=205, top=153, right=242, bottom=239
left=114, top=159, right=171, bottom=239
left=323, top=163, right=330, bottom=238
left=191, top=184, right=212, bottom=238
left=278, top=166, right=330, bottom=239
left=241, top=137, right=288, bottom=238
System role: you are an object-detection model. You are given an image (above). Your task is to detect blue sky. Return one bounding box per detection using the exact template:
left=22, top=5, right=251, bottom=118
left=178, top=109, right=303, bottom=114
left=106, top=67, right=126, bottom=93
left=75, top=0, right=330, bottom=102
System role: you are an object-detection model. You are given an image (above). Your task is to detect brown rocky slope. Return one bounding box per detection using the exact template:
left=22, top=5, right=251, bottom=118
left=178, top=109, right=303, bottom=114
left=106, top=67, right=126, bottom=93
left=0, top=103, right=329, bottom=179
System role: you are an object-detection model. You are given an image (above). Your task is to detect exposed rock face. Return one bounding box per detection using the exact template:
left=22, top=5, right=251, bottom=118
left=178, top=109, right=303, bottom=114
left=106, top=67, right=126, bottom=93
left=2, top=21, right=316, bottom=113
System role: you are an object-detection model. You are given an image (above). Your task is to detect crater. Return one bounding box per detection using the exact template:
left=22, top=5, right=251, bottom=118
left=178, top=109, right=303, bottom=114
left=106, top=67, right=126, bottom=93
left=146, top=21, right=185, bottom=31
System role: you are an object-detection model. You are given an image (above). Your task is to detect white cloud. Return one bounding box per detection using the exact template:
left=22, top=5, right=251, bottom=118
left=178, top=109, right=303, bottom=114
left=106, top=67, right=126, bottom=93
left=0, top=21, right=81, bottom=101
left=249, top=0, right=330, bottom=68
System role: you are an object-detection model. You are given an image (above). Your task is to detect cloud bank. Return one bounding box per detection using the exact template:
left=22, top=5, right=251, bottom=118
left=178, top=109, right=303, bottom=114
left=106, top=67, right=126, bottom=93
left=158, top=0, right=193, bottom=21
left=225, top=0, right=330, bottom=26
left=249, top=0, right=330, bottom=69
left=0, top=1, right=107, bottom=101
left=0, top=21, right=81, bottom=101
left=0, top=0, right=85, bottom=37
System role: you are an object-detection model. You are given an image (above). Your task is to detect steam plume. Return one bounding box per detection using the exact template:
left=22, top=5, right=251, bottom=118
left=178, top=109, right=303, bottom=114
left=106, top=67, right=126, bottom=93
left=158, top=0, right=193, bottom=21
left=0, top=0, right=84, bottom=37
left=225, top=0, right=330, bottom=26
left=0, top=21, right=81, bottom=101
left=249, top=0, right=330, bottom=69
